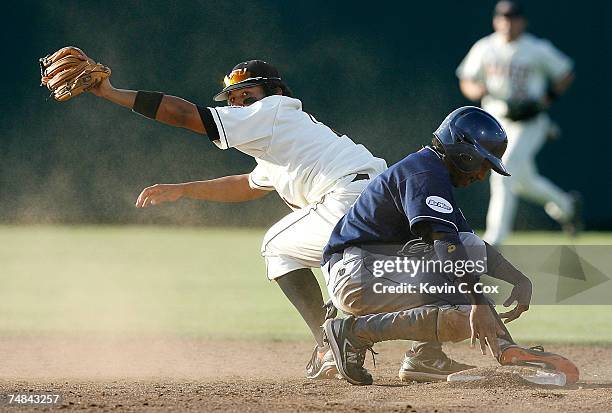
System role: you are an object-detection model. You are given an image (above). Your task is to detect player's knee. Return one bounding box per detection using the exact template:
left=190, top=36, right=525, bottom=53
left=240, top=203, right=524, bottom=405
left=333, top=288, right=367, bottom=316
left=437, top=305, right=471, bottom=343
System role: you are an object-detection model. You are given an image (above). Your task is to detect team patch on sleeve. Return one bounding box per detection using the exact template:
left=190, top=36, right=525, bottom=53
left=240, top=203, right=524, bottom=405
left=425, top=196, right=453, bottom=214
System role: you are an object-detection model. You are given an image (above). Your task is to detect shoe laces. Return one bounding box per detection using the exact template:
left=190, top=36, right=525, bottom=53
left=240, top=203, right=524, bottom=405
left=368, top=347, right=378, bottom=368
left=323, top=299, right=338, bottom=320
left=414, top=350, right=470, bottom=370
left=346, top=345, right=378, bottom=369
left=306, top=346, right=324, bottom=372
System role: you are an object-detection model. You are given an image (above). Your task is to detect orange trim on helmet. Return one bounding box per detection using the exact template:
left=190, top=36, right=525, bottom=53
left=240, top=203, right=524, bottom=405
left=223, top=68, right=252, bottom=87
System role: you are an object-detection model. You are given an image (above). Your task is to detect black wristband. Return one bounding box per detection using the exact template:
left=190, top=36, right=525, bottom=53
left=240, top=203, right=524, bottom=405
left=132, top=91, right=164, bottom=119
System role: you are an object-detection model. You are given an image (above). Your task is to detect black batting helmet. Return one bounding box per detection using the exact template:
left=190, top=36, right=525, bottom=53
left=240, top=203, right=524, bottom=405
left=213, top=60, right=291, bottom=102
left=433, top=106, right=510, bottom=176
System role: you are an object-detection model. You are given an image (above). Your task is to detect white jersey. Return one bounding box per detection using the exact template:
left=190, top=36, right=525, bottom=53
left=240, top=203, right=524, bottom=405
left=456, top=32, right=573, bottom=120
left=198, top=95, right=387, bottom=209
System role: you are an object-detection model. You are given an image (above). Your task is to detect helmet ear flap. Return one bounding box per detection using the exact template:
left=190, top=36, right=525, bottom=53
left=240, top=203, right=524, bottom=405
left=459, top=153, right=473, bottom=163
left=446, top=143, right=485, bottom=174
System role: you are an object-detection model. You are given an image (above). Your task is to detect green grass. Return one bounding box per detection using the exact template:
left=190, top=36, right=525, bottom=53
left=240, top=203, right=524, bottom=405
left=0, top=226, right=611, bottom=344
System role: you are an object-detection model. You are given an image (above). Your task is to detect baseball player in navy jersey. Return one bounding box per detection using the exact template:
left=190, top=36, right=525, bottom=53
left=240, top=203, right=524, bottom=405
left=320, top=107, right=578, bottom=385
left=89, top=60, right=387, bottom=379
left=457, top=1, right=580, bottom=245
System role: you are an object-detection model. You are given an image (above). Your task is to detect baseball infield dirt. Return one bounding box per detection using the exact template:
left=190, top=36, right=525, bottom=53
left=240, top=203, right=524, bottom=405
left=0, top=336, right=610, bottom=412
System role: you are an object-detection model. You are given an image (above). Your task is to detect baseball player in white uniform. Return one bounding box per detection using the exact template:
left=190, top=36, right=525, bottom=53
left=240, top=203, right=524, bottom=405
left=456, top=0, right=578, bottom=245
left=89, top=59, right=387, bottom=379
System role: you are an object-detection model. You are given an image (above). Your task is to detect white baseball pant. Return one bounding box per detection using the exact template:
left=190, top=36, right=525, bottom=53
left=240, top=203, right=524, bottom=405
left=261, top=177, right=370, bottom=280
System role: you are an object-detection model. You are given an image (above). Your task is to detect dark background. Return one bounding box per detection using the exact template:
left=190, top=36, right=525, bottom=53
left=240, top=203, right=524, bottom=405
left=3, top=1, right=610, bottom=229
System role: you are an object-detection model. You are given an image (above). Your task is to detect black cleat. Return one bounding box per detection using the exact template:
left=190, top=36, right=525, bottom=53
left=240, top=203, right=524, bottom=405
left=399, top=350, right=475, bottom=382
left=323, top=318, right=374, bottom=385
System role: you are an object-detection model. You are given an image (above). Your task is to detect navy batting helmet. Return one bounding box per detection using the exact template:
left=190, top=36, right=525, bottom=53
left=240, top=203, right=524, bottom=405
left=433, top=106, right=510, bottom=176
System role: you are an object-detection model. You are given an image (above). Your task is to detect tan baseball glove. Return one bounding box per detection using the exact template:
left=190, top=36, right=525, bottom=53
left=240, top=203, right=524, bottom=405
left=40, top=46, right=111, bottom=101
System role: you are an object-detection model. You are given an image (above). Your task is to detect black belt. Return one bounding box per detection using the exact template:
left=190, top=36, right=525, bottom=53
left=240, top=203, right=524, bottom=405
left=351, top=173, right=369, bottom=182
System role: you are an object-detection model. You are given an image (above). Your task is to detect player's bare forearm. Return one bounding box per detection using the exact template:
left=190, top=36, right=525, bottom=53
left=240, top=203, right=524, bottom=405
left=182, top=175, right=269, bottom=202
left=91, top=78, right=136, bottom=108
left=135, top=174, right=269, bottom=208
left=92, top=79, right=206, bottom=134
left=459, top=79, right=487, bottom=101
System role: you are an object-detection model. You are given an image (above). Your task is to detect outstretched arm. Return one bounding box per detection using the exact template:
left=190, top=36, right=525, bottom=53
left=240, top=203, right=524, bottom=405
left=427, top=229, right=505, bottom=358
left=90, top=78, right=206, bottom=134
left=135, top=174, right=269, bottom=208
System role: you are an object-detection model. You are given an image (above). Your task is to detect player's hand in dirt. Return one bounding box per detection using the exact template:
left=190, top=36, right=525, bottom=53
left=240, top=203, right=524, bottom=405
left=470, top=304, right=506, bottom=358
left=136, top=184, right=184, bottom=208
left=499, top=277, right=532, bottom=323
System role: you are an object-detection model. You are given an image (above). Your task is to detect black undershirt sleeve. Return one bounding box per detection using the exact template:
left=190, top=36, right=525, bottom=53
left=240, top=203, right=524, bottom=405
left=196, top=105, right=220, bottom=142
left=485, top=241, right=529, bottom=286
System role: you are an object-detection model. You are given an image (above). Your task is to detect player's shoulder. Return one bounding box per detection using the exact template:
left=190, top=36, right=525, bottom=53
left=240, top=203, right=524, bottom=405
left=521, top=33, right=554, bottom=50
left=470, top=33, right=497, bottom=51
left=229, top=96, right=303, bottom=117
left=221, top=95, right=303, bottom=112
left=522, top=32, right=545, bottom=43
left=266, top=95, right=303, bottom=110
left=386, top=147, right=448, bottom=182
left=214, top=95, right=289, bottom=111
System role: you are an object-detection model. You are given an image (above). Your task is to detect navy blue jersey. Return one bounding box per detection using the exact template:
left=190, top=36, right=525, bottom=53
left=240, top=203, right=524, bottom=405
left=322, top=146, right=472, bottom=263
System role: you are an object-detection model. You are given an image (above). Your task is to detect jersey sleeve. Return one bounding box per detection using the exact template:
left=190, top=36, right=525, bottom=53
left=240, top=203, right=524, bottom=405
left=399, top=172, right=461, bottom=232
left=456, top=39, right=486, bottom=82
left=538, top=40, right=573, bottom=80
left=455, top=208, right=473, bottom=233
left=248, top=164, right=275, bottom=191
left=196, top=96, right=282, bottom=150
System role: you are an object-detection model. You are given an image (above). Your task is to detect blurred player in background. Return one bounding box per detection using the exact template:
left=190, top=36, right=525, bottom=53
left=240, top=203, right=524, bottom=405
left=456, top=0, right=580, bottom=245
left=89, top=60, right=386, bottom=379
